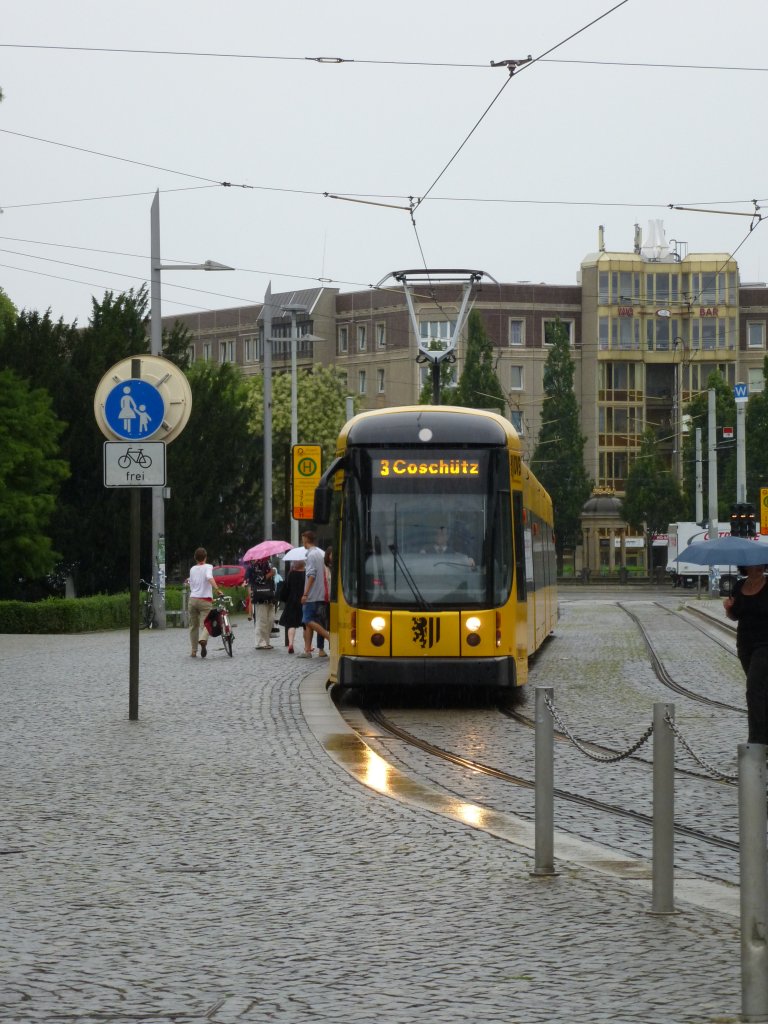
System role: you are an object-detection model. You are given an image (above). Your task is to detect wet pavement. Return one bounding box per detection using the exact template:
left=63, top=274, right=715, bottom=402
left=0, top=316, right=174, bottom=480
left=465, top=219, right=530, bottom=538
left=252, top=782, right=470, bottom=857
left=0, top=594, right=751, bottom=1023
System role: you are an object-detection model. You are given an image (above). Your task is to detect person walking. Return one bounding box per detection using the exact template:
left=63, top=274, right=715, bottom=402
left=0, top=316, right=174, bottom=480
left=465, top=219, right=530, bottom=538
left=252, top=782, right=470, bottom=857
left=277, top=560, right=305, bottom=653
left=314, top=546, right=332, bottom=659
left=246, top=557, right=277, bottom=650
left=296, top=530, right=330, bottom=659
left=187, top=547, right=223, bottom=658
left=723, top=563, right=768, bottom=743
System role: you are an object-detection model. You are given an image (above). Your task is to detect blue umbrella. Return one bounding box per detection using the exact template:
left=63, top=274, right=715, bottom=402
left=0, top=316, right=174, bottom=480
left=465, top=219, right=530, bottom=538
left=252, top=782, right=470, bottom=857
left=677, top=535, right=768, bottom=567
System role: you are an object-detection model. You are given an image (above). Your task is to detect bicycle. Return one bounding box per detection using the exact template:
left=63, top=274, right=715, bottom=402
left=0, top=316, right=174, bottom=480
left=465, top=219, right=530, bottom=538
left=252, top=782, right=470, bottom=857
left=208, top=594, right=235, bottom=657
left=139, top=578, right=157, bottom=629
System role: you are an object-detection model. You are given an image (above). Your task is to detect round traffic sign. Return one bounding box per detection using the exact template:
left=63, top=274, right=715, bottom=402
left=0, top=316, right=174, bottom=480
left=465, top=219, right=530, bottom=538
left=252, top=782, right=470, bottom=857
left=103, top=379, right=165, bottom=440
left=94, top=355, right=192, bottom=443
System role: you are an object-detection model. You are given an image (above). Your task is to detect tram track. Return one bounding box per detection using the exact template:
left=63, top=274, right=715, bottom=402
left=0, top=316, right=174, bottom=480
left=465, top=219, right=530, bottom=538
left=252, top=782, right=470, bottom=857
left=342, top=702, right=739, bottom=854
left=617, top=602, right=745, bottom=715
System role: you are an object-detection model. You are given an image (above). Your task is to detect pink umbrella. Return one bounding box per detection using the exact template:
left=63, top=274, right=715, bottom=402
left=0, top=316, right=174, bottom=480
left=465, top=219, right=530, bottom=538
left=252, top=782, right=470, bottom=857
left=242, top=539, right=293, bottom=562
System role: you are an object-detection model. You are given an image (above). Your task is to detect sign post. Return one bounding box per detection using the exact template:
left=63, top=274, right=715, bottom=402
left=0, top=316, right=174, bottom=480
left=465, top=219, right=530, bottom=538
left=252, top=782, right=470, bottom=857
left=94, top=355, right=191, bottom=719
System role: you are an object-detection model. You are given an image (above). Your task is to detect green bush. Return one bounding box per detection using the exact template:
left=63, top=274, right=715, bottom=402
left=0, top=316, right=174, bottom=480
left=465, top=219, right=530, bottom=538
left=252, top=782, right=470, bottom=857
left=0, top=584, right=248, bottom=634
left=0, top=594, right=130, bottom=633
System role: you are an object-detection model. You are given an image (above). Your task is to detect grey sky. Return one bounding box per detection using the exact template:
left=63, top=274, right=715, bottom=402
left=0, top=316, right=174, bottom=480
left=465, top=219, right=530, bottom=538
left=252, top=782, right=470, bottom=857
left=2, top=0, right=767, bottom=326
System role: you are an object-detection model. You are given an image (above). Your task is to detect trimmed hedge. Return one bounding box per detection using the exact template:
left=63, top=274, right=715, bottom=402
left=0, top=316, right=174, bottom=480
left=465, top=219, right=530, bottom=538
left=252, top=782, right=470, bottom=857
left=0, top=586, right=194, bottom=634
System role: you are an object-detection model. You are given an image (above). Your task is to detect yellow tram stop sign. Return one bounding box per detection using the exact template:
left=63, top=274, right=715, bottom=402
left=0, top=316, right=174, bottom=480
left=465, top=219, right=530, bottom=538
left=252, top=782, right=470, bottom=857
left=761, top=487, right=768, bottom=535
left=292, top=444, right=322, bottom=521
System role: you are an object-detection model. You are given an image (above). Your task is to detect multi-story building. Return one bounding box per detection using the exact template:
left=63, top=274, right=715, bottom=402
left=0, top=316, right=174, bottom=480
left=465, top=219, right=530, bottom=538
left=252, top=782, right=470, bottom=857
left=164, top=224, right=768, bottom=502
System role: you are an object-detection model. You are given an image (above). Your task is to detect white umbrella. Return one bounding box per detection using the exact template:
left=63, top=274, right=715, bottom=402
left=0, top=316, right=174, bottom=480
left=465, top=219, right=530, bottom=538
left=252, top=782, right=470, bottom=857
left=282, top=546, right=323, bottom=561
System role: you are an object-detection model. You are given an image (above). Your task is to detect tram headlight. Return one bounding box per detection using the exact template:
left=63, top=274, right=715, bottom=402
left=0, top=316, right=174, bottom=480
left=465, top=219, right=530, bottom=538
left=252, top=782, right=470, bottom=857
left=371, top=616, right=387, bottom=631
left=466, top=616, right=481, bottom=632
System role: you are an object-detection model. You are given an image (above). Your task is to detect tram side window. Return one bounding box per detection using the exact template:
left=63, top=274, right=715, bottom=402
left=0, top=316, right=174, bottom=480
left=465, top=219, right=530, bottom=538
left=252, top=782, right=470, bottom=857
left=490, top=489, right=513, bottom=606
left=513, top=492, right=526, bottom=602
left=340, top=481, right=365, bottom=605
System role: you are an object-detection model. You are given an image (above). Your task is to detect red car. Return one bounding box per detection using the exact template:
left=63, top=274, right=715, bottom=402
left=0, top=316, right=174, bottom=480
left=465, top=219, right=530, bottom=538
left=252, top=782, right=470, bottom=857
left=212, top=564, right=246, bottom=588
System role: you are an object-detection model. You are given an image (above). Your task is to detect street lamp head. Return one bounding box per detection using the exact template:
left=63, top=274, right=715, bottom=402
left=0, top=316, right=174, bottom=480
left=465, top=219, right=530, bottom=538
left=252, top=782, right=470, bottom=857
left=156, top=260, right=234, bottom=272
left=202, top=260, right=235, bottom=271
left=281, top=303, right=309, bottom=314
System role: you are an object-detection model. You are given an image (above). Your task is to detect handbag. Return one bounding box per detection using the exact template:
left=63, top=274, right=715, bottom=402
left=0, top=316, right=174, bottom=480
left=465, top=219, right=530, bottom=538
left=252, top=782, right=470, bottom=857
left=251, top=582, right=274, bottom=603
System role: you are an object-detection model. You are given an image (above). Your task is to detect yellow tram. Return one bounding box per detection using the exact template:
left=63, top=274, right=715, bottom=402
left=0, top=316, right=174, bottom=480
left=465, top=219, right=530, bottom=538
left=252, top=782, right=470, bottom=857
left=313, top=406, right=557, bottom=693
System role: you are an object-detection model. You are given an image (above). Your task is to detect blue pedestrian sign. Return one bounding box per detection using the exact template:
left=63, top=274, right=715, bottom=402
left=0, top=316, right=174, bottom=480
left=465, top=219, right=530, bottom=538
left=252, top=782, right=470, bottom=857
left=103, top=379, right=165, bottom=440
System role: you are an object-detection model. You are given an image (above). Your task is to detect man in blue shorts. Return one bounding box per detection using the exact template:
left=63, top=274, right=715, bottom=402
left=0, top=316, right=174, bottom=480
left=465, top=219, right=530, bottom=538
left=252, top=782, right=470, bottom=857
left=296, top=529, right=330, bottom=658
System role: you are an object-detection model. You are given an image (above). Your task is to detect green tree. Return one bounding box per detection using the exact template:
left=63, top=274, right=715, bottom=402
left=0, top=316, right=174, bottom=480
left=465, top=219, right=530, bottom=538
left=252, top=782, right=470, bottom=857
left=0, top=369, right=69, bottom=597
left=453, top=310, right=505, bottom=412
left=530, top=319, right=592, bottom=571
left=165, top=360, right=262, bottom=573
left=681, top=372, right=736, bottom=521
left=248, top=365, right=354, bottom=539
left=0, top=288, right=17, bottom=347
left=621, top=427, right=686, bottom=540
left=745, top=355, right=768, bottom=508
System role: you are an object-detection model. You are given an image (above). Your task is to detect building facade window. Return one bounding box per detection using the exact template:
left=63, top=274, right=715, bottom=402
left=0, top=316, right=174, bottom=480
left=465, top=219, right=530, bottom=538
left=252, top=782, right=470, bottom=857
left=358, top=369, right=367, bottom=394
left=244, top=336, right=256, bottom=362
left=186, top=345, right=196, bottom=363
left=357, top=325, right=367, bottom=351
left=338, top=326, right=349, bottom=354
left=203, top=342, right=211, bottom=361
left=377, top=368, right=385, bottom=393
left=748, top=367, right=765, bottom=393
left=510, top=365, right=524, bottom=390
left=219, top=340, right=235, bottom=363
left=747, top=322, right=765, bottom=349
left=420, top=319, right=456, bottom=342
left=376, top=322, right=386, bottom=348
left=509, top=410, right=524, bottom=435
left=543, top=318, right=574, bottom=346
left=508, top=318, right=525, bottom=346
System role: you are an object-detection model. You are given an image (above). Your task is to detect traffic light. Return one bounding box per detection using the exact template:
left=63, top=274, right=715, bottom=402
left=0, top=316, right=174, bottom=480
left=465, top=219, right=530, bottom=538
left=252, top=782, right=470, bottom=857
left=746, top=504, right=757, bottom=537
left=730, top=503, right=757, bottom=536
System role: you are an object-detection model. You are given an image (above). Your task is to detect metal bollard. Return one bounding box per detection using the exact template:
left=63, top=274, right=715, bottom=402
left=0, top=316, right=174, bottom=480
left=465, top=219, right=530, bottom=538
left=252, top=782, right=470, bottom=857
left=739, top=743, right=768, bottom=1023
left=532, top=686, right=557, bottom=876
left=650, top=702, right=676, bottom=915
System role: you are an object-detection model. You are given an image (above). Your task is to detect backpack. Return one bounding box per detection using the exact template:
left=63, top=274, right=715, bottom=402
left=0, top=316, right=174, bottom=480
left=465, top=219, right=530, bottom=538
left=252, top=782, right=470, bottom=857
left=204, top=607, right=222, bottom=637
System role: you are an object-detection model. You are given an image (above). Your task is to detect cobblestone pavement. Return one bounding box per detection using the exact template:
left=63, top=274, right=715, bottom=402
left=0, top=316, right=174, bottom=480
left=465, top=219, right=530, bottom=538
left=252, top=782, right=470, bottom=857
left=0, top=603, right=748, bottom=1023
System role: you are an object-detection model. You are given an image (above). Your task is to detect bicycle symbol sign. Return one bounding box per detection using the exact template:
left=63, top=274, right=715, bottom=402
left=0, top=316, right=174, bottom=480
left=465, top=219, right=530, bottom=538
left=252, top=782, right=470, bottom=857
left=104, top=441, right=166, bottom=488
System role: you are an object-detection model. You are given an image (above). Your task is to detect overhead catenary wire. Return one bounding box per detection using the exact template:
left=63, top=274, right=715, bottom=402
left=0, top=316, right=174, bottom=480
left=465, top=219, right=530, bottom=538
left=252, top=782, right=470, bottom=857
left=3, top=42, right=768, bottom=76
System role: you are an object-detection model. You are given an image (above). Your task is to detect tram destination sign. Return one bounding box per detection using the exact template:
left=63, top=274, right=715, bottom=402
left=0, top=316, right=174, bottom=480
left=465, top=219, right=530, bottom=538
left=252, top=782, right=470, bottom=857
left=103, top=441, right=167, bottom=488
left=372, top=453, right=483, bottom=478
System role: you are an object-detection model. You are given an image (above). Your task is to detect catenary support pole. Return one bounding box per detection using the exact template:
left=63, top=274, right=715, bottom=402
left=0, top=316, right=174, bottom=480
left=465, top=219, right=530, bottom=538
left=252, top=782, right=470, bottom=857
left=149, top=191, right=166, bottom=628
left=707, top=389, right=718, bottom=543
left=736, top=389, right=747, bottom=503
left=262, top=283, right=274, bottom=539
left=532, top=686, right=556, bottom=876
left=739, top=743, right=768, bottom=1023
left=650, top=702, right=676, bottom=914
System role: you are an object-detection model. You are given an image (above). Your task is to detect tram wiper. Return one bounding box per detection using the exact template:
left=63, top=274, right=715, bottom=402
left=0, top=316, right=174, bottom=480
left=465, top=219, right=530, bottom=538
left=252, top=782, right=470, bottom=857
left=388, top=544, right=430, bottom=610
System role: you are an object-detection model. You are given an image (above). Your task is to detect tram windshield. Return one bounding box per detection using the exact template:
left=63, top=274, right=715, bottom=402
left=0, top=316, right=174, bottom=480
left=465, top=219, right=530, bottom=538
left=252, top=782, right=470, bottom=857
left=341, top=448, right=513, bottom=609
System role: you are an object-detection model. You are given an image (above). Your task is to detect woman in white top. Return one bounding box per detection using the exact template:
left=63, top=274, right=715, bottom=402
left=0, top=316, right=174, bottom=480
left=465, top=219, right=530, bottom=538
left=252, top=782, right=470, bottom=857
left=188, top=547, right=223, bottom=657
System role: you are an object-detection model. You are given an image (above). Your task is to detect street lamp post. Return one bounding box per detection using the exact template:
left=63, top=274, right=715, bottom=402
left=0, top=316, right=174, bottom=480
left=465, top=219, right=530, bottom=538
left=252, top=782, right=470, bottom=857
left=277, top=303, right=323, bottom=546
left=149, top=189, right=233, bottom=627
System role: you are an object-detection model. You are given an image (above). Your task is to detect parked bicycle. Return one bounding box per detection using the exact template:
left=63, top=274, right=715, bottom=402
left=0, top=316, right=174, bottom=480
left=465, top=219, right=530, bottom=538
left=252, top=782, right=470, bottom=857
left=139, top=578, right=157, bottom=629
left=205, top=594, right=235, bottom=657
